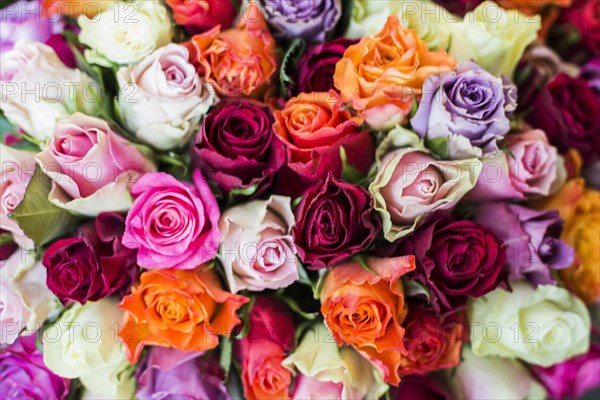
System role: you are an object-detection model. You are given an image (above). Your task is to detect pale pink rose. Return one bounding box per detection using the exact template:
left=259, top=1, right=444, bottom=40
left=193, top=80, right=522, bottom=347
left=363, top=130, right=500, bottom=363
left=292, top=374, right=343, bottom=400
left=466, top=130, right=566, bottom=202
left=0, top=144, right=36, bottom=248
left=1, top=251, right=59, bottom=344
left=219, top=195, right=298, bottom=293
left=36, top=113, right=156, bottom=216
left=369, top=148, right=481, bottom=241
left=123, top=170, right=220, bottom=270
left=117, top=43, right=217, bottom=150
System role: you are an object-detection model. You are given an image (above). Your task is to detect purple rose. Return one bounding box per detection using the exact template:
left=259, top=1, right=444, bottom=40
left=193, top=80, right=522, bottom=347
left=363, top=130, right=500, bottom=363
left=411, top=61, right=517, bottom=159
left=42, top=212, right=138, bottom=304
left=473, top=203, right=574, bottom=286
left=136, top=347, right=229, bottom=400
left=293, top=174, right=381, bottom=270
left=0, top=334, right=69, bottom=400
left=192, top=100, right=285, bottom=197
left=256, top=0, right=342, bottom=42
left=531, top=342, right=600, bottom=399
left=290, top=38, right=356, bottom=95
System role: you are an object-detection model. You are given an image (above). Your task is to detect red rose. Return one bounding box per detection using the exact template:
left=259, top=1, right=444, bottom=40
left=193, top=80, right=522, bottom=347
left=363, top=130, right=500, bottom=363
left=165, top=0, right=239, bottom=34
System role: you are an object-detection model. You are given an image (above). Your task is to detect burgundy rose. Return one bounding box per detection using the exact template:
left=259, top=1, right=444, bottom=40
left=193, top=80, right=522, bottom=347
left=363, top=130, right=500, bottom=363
left=525, top=73, right=600, bottom=163
left=432, top=0, right=481, bottom=15
left=390, top=375, right=451, bottom=400
left=554, top=0, right=600, bottom=59
left=473, top=203, right=574, bottom=286
left=42, top=212, right=138, bottom=304
left=290, top=38, right=356, bottom=96
left=580, top=56, right=600, bottom=98
left=192, top=100, right=285, bottom=197
left=0, top=228, right=17, bottom=261
left=293, top=174, right=381, bottom=270
left=378, top=214, right=508, bottom=313
left=0, top=334, right=69, bottom=400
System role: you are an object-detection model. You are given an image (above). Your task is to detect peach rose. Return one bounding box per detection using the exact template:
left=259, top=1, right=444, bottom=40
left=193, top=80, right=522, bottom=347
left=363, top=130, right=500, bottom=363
left=334, top=16, right=455, bottom=130
left=534, top=179, right=600, bottom=304
left=320, top=255, right=416, bottom=386
left=119, top=266, right=248, bottom=363
left=183, top=3, right=276, bottom=98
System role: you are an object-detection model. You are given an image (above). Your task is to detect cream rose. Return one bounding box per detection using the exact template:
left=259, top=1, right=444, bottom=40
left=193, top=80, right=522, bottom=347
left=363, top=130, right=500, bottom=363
left=0, top=41, right=100, bottom=140
left=396, top=0, right=459, bottom=51
left=78, top=0, right=172, bottom=67
left=344, top=0, right=392, bottom=39
left=219, top=195, right=299, bottom=293
left=468, top=281, right=591, bottom=367
left=42, top=298, right=133, bottom=397
left=117, top=43, right=216, bottom=150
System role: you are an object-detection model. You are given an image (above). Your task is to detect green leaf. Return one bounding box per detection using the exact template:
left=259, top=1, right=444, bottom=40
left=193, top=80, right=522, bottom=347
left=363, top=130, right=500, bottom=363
left=426, top=137, right=449, bottom=159
left=233, top=296, right=256, bottom=340
left=340, top=146, right=365, bottom=184
left=312, top=271, right=328, bottom=299
left=219, top=336, right=233, bottom=379
left=0, top=233, right=14, bottom=245
left=157, top=151, right=189, bottom=176
left=403, top=280, right=431, bottom=304
left=228, top=182, right=259, bottom=199
left=9, top=166, right=80, bottom=248
left=296, top=260, right=313, bottom=287
left=291, top=195, right=304, bottom=209
left=279, top=38, right=306, bottom=96
left=278, top=294, right=318, bottom=320
left=353, top=254, right=378, bottom=275
left=409, top=93, right=420, bottom=119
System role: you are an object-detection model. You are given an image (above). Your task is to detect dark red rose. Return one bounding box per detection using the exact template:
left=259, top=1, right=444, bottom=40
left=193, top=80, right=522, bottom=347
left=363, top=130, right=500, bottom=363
left=432, top=0, right=482, bottom=15
left=235, top=296, right=294, bottom=400
left=290, top=38, right=356, bottom=96
left=0, top=228, right=17, bottom=261
left=165, top=0, right=239, bottom=35
left=378, top=214, right=508, bottom=313
left=42, top=212, right=138, bottom=304
left=292, top=174, right=381, bottom=270
left=525, top=73, right=600, bottom=163
left=192, top=100, right=285, bottom=197
left=554, top=0, right=600, bottom=59
left=390, top=375, right=452, bottom=400
left=397, top=305, right=465, bottom=376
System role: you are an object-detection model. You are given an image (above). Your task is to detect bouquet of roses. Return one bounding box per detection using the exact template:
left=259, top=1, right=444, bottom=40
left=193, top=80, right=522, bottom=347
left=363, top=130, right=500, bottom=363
left=1, top=0, right=599, bottom=399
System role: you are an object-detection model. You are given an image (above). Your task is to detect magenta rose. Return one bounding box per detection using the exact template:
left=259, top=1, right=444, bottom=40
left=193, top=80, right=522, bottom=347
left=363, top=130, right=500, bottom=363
left=42, top=212, right=138, bottom=304
left=0, top=334, right=69, bottom=400
left=136, top=347, right=229, bottom=400
left=290, top=38, right=356, bottom=95
left=525, top=73, right=600, bottom=163
left=36, top=113, right=156, bottom=216
left=293, top=174, right=381, bottom=270
left=192, top=100, right=285, bottom=196
left=123, top=171, right=220, bottom=270
left=378, top=214, right=508, bottom=313
left=531, top=342, right=600, bottom=399
left=473, top=203, right=574, bottom=286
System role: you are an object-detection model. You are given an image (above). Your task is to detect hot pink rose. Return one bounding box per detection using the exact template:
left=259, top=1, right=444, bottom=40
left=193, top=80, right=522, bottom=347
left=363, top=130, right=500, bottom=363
left=123, top=170, right=220, bottom=270
left=36, top=113, right=156, bottom=216
left=0, top=144, right=35, bottom=248
left=466, top=130, right=566, bottom=202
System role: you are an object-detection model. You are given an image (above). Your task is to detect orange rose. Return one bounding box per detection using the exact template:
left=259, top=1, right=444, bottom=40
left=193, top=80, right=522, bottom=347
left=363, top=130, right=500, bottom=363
left=320, top=255, right=416, bottom=386
left=333, top=16, right=455, bottom=130
left=183, top=2, right=276, bottom=98
left=532, top=179, right=600, bottom=304
left=118, top=266, right=248, bottom=363
left=43, top=0, right=110, bottom=18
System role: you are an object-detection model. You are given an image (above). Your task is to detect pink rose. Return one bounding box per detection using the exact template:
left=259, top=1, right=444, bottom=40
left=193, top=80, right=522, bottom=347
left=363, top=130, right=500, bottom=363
left=123, top=170, right=220, bottom=270
left=36, top=113, right=156, bottom=216
left=292, top=374, right=343, bottom=400
left=466, top=129, right=566, bottom=202
left=0, top=144, right=35, bottom=248
left=219, top=195, right=298, bottom=293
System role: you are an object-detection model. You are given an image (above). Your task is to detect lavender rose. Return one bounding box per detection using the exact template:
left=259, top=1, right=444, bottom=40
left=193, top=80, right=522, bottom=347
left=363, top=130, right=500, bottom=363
left=411, top=61, right=517, bottom=159
left=0, top=334, right=69, bottom=400
left=136, top=347, right=229, bottom=400
left=256, top=0, right=342, bottom=43
left=473, top=203, right=574, bottom=286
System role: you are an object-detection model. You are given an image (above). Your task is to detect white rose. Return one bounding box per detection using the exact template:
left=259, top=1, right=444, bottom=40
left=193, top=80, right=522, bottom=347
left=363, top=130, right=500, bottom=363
left=0, top=250, right=60, bottom=344
left=42, top=299, right=132, bottom=397
left=0, top=41, right=100, bottom=140
left=468, top=281, right=590, bottom=367
left=344, top=0, right=392, bottom=39
left=117, top=43, right=217, bottom=150
left=396, top=0, right=459, bottom=51
left=448, top=1, right=541, bottom=76
left=78, top=0, right=172, bottom=67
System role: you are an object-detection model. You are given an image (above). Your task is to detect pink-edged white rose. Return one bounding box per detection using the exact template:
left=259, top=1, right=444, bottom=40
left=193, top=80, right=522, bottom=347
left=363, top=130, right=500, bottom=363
left=117, top=43, right=217, bottom=150
left=123, top=170, right=220, bottom=270
left=0, top=250, right=60, bottom=344
left=35, top=113, right=156, bottom=216
left=0, top=144, right=35, bottom=248
left=0, top=41, right=100, bottom=140
left=219, top=195, right=298, bottom=293
left=466, top=129, right=566, bottom=202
